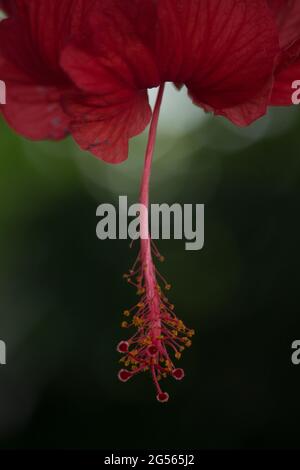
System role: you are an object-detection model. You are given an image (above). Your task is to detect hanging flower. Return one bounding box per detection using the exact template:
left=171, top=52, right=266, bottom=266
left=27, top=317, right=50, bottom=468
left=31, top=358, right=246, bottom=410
left=60, top=0, right=281, bottom=402
left=1, top=0, right=300, bottom=402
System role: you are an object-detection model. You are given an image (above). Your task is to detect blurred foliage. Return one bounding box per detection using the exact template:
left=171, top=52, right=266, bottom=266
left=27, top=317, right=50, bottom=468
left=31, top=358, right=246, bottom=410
left=0, top=94, right=300, bottom=449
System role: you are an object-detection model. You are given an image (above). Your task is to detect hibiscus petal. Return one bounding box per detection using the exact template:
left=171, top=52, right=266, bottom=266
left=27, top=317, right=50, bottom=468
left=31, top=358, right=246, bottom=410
left=2, top=83, right=70, bottom=140
left=62, top=0, right=280, bottom=161
left=63, top=88, right=152, bottom=164
left=6, top=0, right=92, bottom=71
left=197, top=82, right=274, bottom=127
left=0, top=16, right=69, bottom=139
left=0, top=0, right=91, bottom=140
left=178, top=0, right=279, bottom=125
left=62, top=45, right=152, bottom=163
left=61, top=0, right=159, bottom=163
left=268, top=0, right=300, bottom=49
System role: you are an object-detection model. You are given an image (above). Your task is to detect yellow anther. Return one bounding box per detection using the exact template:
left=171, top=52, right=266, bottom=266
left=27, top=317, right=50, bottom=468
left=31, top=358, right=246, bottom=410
left=187, top=329, right=195, bottom=337
left=137, top=288, right=145, bottom=295
left=180, top=346, right=185, bottom=352
left=175, top=351, right=181, bottom=360
left=121, top=321, right=128, bottom=328
left=165, top=284, right=171, bottom=291
left=159, top=256, right=165, bottom=262
left=141, top=336, right=151, bottom=346
left=137, top=302, right=144, bottom=308
left=186, top=340, right=192, bottom=348
left=133, top=316, right=144, bottom=327
left=172, top=330, right=178, bottom=337
left=125, top=360, right=130, bottom=367
left=123, top=310, right=130, bottom=317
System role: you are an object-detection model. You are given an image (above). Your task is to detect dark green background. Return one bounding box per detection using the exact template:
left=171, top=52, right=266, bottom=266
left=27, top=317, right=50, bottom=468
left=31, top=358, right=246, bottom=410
left=0, top=93, right=300, bottom=449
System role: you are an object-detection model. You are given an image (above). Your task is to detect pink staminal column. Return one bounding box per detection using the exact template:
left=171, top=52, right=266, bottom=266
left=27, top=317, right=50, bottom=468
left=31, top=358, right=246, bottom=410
left=117, top=85, right=195, bottom=402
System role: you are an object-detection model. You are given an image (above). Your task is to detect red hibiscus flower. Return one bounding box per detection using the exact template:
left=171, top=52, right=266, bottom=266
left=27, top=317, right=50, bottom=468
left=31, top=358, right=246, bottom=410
left=0, top=0, right=95, bottom=140
left=268, top=0, right=300, bottom=105
left=1, top=0, right=299, bottom=402
left=60, top=0, right=284, bottom=401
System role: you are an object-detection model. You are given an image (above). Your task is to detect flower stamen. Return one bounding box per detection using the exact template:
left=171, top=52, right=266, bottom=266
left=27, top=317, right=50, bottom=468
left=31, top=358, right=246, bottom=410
left=117, top=85, right=194, bottom=402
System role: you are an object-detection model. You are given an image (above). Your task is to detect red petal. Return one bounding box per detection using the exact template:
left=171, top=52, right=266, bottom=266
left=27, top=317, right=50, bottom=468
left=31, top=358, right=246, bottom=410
left=180, top=0, right=279, bottom=125
left=268, top=0, right=300, bottom=49
left=0, top=0, right=92, bottom=140
left=60, top=1, right=159, bottom=163
left=61, top=0, right=279, bottom=162
left=197, top=82, right=274, bottom=127
left=0, top=20, right=69, bottom=139
left=63, top=87, right=152, bottom=164
left=6, top=0, right=92, bottom=71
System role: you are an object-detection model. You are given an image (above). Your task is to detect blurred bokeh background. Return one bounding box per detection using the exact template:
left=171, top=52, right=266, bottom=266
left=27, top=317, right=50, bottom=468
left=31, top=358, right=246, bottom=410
left=0, top=84, right=300, bottom=449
